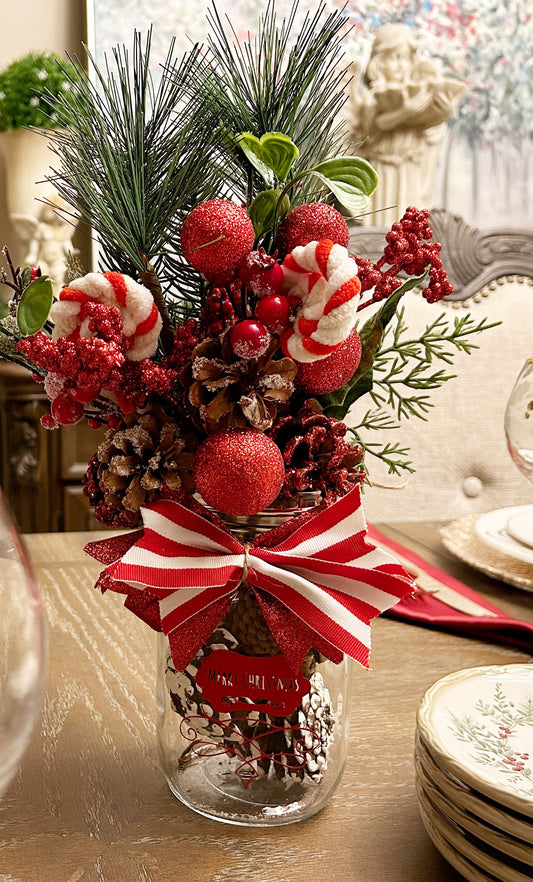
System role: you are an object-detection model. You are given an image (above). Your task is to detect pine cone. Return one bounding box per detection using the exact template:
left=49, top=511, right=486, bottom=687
left=83, top=404, right=196, bottom=526
left=269, top=401, right=365, bottom=500
left=222, top=586, right=280, bottom=656
left=182, top=329, right=297, bottom=432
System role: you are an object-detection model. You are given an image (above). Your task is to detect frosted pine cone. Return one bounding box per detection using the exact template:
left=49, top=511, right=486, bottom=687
left=183, top=328, right=296, bottom=432
left=83, top=404, right=196, bottom=526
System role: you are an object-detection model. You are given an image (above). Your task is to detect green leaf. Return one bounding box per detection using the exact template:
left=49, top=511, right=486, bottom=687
left=17, top=275, right=54, bottom=336
left=308, top=156, right=378, bottom=214
left=320, top=271, right=427, bottom=419
left=249, top=188, right=290, bottom=238
left=237, top=131, right=300, bottom=183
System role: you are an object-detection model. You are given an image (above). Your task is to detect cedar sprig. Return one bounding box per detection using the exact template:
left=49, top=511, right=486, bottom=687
left=369, top=309, right=501, bottom=420
left=45, top=31, right=226, bottom=331
left=348, top=410, right=415, bottom=478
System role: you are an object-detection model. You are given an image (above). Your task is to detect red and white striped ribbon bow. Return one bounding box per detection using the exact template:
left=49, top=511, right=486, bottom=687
left=103, top=487, right=414, bottom=670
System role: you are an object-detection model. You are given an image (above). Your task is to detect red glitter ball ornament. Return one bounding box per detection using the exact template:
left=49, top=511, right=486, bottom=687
left=276, top=203, right=350, bottom=256
left=295, top=328, right=363, bottom=394
left=230, top=319, right=270, bottom=359
left=194, top=428, right=285, bottom=516
left=254, top=294, right=291, bottom=334
left=181, top=199, right=255, bottom=275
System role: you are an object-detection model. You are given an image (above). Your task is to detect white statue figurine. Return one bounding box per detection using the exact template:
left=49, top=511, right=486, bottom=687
left=11, top=194, right=78, bottom=294
left=346, top=24, right=466, bottom=226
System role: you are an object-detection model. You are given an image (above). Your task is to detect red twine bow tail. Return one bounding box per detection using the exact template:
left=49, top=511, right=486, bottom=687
left=85, top=487, right=415, bottom=672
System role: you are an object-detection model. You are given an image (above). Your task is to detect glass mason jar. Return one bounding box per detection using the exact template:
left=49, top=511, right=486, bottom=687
left=156, top=493, right=353, bottom=826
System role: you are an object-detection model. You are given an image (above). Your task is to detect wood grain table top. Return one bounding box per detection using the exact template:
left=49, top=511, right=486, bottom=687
left=1, top=523, right=531, bottom=882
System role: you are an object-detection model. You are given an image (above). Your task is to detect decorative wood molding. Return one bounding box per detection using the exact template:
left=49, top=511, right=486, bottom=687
left=349, top=208, right=533, bottom=301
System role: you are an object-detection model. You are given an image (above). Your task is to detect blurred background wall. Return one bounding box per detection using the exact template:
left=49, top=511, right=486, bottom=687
left=0, top=0, right=86, bottom=263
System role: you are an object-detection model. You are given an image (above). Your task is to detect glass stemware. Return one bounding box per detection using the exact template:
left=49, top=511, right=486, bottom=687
left=504, top=358, right=533, bottom=484
left=0, top=489, right=47, bottom=798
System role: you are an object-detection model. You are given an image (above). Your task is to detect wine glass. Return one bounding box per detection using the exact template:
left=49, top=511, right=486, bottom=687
left=503, top=358, right=533, bottom=547
left=0, top=489, right=47, bottom=798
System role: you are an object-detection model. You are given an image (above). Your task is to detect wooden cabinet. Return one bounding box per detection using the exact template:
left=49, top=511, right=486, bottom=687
left=0, top=364, right=105, bottom=532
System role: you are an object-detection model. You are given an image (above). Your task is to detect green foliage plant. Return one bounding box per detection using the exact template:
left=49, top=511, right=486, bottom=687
left=0, top=50, right=77, bottom=131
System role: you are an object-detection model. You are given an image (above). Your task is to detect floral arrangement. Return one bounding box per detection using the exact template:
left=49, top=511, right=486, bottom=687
left=0, top=2, right=494, bottom=634
left=0, top=51, right=77, bottom=131
left=0, top=2, right=497, bottom=802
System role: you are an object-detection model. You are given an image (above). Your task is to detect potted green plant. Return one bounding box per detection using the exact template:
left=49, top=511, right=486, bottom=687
left=0, top=50, right=76, bottom=218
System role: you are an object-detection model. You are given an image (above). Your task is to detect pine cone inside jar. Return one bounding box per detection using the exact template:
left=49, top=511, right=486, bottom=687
left=83, top=404, right=196, bottom=526
left=269, top=401, right=365, bottom=500
left=181, top=328, right=297, bottom=432
left=221, top=585, right=280, bottom=657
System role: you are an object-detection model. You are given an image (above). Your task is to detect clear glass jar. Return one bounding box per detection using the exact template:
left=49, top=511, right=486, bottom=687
left=155, top=495, right=353, bottom=826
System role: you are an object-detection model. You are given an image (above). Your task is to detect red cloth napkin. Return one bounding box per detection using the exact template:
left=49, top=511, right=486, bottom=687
left=367, top=525, right=533, bottom=654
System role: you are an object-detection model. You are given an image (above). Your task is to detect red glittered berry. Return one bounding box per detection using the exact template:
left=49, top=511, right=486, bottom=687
left=40, top=413, right=59, bottom=430
left=295, top=328, right=363, bottom=394
left=50, top=393, right=84, bottom=426
left=230, top=319, right=270, bottom=359
left=181, top=199, right=255, bottom=276
left=255, top=294, right=291, bottom=334
left=69, top=383, right=102, bottom=404
left=193, top=428, right=285, bottom=516
left=276, top=203, right=350, bottom=256
left=239, top=249, right=284, bottom=297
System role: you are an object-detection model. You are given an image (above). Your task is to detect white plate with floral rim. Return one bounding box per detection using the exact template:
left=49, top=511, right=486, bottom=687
left=415, top=752, right=533, bottom=866
left=417, top=665, right=533, bottom=819
left=415, top=733, right=533, bottom=846
left=418, top=781, right=533, bottom=882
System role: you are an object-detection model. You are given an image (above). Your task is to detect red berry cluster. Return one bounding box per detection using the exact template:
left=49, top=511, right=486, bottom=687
left=199, top=284, right=237, bottom=337
left=164, top=318, right=200, bottom=371
left=115, top=360, right=178, bottom=413
left=357, top=207, right=452, bottom=309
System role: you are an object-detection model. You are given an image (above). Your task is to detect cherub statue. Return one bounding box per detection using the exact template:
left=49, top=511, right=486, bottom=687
left=345, top=24, right=466, bottom=226
left=11, top=194, right=78, bottom=293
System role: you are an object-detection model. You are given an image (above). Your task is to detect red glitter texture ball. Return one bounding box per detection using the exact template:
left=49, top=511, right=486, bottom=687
left=295, top=328, right=363, bottom=394
left=276, top=203, right=350, bottom=256
left=181, top=199, right=255, bottom=275
left=194, top=428, right=285, bottom=516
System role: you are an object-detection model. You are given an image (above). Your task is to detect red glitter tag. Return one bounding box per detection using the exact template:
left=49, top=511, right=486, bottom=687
left=196, top=649, right=309, bottom=715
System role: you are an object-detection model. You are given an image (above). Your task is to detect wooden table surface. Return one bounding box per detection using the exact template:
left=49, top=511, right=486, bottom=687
left=1, top=523, right=532, bottom=882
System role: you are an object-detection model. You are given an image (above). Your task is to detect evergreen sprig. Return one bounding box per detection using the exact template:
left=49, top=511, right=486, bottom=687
left=181, top=0, right=351, bottom=204
left=348, top=410, right=415, bottom=477
left=46, top=31, right=226, bottom=330
left=370, top=309, right=500, bottom=420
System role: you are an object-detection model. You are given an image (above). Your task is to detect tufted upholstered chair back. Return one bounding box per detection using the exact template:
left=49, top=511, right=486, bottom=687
left=348, top=213, right=533, bottom=522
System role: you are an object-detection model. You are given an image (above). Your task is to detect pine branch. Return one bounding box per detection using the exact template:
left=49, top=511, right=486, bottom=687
left=181, top=1, right=351, bottom=205
left=45, top=31, right=226, bottom=330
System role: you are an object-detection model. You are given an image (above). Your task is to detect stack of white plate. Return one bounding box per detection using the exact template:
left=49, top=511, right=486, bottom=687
left=415, top=665, right=533, bottom=881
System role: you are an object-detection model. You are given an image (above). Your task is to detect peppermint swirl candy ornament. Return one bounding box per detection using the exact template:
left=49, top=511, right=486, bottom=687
left=50, top=271, right=162, bottom=361
left=281, top=239, right=361, bottom=363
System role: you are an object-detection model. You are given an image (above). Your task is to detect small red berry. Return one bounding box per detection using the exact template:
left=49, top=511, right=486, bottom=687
left=50, top=393, right=84, bottom=425
left=230, top=319, right=270, bottom=359
left=255, top=294, right=291, bottom=334
left=87, top=419, right=103, bottom=430
left=69, top=384, right=102, bottom=404
left=40, top=413, right=59, bottom=430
